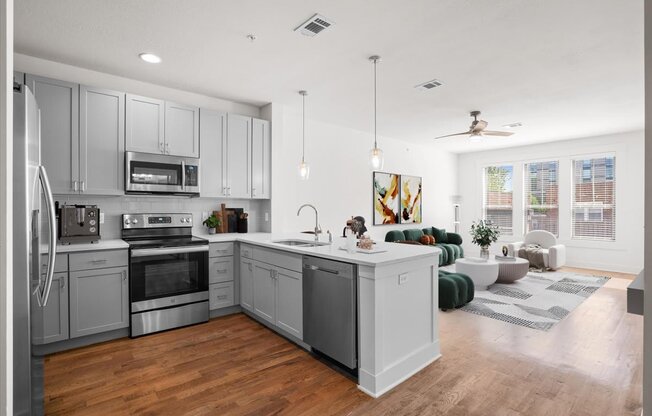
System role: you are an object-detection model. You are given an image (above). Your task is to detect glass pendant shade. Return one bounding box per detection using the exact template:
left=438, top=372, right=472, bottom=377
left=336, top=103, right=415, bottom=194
left=298, top=161, right=310, bottom=180
left=369, top=147, right=384, bottom=170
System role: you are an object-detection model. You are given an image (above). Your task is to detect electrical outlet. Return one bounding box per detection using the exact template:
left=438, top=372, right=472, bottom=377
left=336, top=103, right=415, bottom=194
left=99, top=212, right=105, bottom=224
left=398, top=273, right=408, bottom=285
left=201, top=211, right=209, bottom=221
left=265, top=212, right=269, bottom=222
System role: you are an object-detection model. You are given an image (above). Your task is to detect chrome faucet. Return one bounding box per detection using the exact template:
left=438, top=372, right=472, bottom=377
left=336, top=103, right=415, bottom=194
left=297, top=204, right=322, bottom=242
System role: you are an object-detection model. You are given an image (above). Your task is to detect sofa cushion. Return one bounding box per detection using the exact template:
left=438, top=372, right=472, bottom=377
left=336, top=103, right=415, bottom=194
left=447, top=232, right=463, bottom=245
left=432, top=227, right=448, bottom=244
left=403, top=229, right=424, bottom=242
left=439, top=270, right=474, bottom=309
left=384, top=230, right=406, bottom=242
left=436, top=243, right=454, bottom=265
left=436, top=244, right=449, bottom=265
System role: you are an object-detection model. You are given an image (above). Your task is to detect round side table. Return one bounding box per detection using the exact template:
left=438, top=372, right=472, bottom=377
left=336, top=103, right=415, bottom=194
left=455, top=258, right=499, bottom=290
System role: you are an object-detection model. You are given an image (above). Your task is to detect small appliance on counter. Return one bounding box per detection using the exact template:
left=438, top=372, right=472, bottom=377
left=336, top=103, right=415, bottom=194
left=342, top=216, right=367, bottom=238
left=57, top=203, right=101, bottom=244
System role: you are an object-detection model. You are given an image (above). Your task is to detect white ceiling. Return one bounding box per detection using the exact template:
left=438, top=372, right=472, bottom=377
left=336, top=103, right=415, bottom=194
left=14, top=0, right=644, bottom=153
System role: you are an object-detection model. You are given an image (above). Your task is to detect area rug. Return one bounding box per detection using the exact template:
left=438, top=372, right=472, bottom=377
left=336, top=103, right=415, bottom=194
left=443, top=268, right=610, bottom=331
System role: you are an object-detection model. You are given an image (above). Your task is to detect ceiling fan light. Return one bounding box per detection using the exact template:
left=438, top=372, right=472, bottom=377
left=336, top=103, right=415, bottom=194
left=369, top=147, right=384, bottom=170
left=469, top=134, right=483, bottom=143
left=298, top=161, right=310, bottom=180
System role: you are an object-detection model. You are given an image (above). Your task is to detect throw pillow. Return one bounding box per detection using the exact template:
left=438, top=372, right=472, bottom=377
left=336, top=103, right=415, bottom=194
left=427, top=235, right=436, bottom=245
left=433, top=227, right=448, bottom=244
left=419, top=235, right=431, bottom=245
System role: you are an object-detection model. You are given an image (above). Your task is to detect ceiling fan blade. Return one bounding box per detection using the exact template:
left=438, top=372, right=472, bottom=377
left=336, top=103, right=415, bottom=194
left=433, top=131, right=472, bottom=140
left=472, top=120, right=488, bottom=132
left=482, top=130, right=514, bottom=137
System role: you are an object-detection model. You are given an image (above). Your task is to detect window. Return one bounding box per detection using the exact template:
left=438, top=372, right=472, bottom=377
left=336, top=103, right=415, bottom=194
left=524, top=161, right=559, bottom=235
left=483, top=165, right=513, bottom=235
left=572, top=156, right=616, bottom=240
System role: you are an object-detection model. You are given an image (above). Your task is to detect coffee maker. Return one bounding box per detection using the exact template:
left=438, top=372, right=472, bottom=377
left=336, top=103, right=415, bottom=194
left=57, top=203, right=101, bottom=244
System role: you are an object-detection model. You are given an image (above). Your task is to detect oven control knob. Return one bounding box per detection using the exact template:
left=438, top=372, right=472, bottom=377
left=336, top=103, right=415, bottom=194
left=186, top=217, right=192, bottom=223
left=180, top=218, right=186, bottom=223
left=124, top=219, right=131, bottom=225
left=132, top=219, right=138, bottom=224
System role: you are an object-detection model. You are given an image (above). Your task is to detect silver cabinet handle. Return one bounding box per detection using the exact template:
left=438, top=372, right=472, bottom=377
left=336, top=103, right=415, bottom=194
left=165, top=143, right=170, bottom=154
left=181, top=160, right=186, bottom=191
left=60, top=278, right=66, bottom=289
left=217, top=295, right=228, bottom=300
left=131, top=245, right=209, bottom=257
left=91, top=259, right=107, bottom=264
left=215, top=269, right=228, bottom=274
left=122, top=271, right=127, bottom=281
left=252, top=187, right=256, bottom=197
left=80, top=180, right=85, bottom=192
left=159, top=141, right=164, bottom=153
left=73, top=180, right=78, bottom=192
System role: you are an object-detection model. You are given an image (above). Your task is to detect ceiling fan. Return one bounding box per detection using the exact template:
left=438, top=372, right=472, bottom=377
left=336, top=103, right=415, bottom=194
left=434, top=111, right=514, bottom=140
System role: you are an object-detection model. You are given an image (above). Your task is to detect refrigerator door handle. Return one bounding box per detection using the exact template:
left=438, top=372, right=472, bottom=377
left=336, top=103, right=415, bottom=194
left=36, top=165, right=57, bottom=307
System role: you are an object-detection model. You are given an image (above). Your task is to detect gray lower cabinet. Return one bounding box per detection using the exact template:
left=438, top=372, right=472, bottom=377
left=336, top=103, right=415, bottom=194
left=209, top=282, right=235, bottom=310
left=79, top=85, right=125, bottom=195
left=275, top=268, right=302, bottom=339
left=26, top=74, right=79, bottom=194
left=31, top=272, right=69, bottom=345
left=69, top=266, right=129, bottom=338
left=240, top=257, right=254, bottom=312
left=253, top=261, right=276, bottom=325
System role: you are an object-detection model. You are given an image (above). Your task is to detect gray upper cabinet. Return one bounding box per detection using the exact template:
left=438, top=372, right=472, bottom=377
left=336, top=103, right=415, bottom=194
left=165, top=102, right=199, bottom=158
left=80, top=86, right=125, bottom=195
left=251, top=119, right=271, bottom=199
left=31, top=272, right=69, bottom=345
left=199, top=109, right=227, bottom=197
left=26, top=75, right=79, bottom=194
left=69, top=266, right=129, bottom=338
left=226, top=114, right=251, bottom=198
left=125, top=94, right=165, bottom=155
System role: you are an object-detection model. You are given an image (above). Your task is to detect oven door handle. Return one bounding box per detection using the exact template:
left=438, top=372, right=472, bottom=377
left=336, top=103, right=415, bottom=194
left=131, top=245, right=209, bottom=257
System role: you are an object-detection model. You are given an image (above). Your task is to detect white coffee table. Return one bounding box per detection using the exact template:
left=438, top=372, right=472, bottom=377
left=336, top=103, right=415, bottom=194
left=455, top=258, right=499, bottom=290
left=495, top=257, right=530, bottom=283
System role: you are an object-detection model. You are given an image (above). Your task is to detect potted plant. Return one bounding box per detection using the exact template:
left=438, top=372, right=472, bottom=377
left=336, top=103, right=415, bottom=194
left=470, top=220, right=500, bottom=259
left=203, top=214, right=221, bottom=235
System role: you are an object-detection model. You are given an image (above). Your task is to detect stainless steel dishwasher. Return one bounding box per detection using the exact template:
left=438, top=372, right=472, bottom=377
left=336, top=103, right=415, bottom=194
left=303, top=256, right=358, bottom=370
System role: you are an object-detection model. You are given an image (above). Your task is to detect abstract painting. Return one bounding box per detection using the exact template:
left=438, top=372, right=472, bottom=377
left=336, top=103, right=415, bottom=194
left=373, top=172, right=400, bottom=225
left=400, top=175, right=422, bottom=223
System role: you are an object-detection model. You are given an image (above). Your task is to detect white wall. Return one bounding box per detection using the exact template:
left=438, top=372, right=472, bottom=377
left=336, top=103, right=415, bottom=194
left=269, top=103, right=458, bottom=241
left=14, top=53, right=260, bottom=117
left=457, top=131, right=644, bottom=273
left=643, top=0, right=651, bottom=412
left=0, top=0, right=12, bottom=414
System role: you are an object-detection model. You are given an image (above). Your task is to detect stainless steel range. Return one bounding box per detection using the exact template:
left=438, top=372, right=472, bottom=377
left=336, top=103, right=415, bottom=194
left=122, top=213, right=209, bottom=337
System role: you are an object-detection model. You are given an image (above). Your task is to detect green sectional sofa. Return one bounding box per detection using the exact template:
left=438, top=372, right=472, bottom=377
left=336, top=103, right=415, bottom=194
left=439, top=270, right=474, bottom=310
left=384, top=227, right=464, bottom=266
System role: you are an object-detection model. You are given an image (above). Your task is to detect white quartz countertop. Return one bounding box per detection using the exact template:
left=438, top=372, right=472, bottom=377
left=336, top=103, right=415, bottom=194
left=44, top=239, right=130, bottom=254
left=203, top=233, right=440, bottom=267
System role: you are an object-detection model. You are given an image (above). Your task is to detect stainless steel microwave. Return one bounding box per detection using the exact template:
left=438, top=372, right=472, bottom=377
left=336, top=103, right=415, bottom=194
left=125, top=152, right=200, bottom=195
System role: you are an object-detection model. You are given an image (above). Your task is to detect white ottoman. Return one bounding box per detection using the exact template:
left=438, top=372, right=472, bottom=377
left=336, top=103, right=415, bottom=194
left=455, top=258, right=499, bottom=290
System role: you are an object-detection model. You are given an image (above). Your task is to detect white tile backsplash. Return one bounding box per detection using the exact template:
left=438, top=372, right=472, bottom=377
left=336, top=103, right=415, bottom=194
left=52, top=195, right=271, bottom=239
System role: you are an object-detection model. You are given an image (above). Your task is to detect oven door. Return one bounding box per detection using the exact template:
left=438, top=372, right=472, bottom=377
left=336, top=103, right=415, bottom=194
left=130, top=245, right=208, bottom=310
left=125, top=151, right=200, bottom=194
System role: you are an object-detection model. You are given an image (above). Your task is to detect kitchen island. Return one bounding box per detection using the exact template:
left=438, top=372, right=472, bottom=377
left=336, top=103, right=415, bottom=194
left=205, top=233, right=441, bottom=398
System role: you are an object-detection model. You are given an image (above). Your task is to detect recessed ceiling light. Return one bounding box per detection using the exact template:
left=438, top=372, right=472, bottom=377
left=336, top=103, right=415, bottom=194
left=502, top=122, right=522, bottom=128
left=139, top=53, right=161, bottom=64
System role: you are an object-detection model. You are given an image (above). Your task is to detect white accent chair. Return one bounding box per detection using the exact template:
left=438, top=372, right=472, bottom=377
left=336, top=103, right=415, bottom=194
left=507, top=230, right=566, bottom=271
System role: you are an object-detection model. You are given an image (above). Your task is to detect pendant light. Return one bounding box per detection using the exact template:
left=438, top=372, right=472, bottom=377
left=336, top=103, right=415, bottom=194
left=369, top=55, right=384, bottom=170
left=298, top=90, right=310, bottom=180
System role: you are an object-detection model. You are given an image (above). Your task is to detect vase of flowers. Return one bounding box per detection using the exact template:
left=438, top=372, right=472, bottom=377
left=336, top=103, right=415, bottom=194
left=470, top=220, right=500, bottom=259
left=203, top=214, right=221, bottom=234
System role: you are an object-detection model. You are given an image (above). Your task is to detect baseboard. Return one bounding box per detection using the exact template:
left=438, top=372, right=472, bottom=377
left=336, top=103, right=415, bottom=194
left=565, top=260, right=641, bottom=275
left=209, top=305, right=242, bottom=319
left=33, top=328, right=129, bottom=356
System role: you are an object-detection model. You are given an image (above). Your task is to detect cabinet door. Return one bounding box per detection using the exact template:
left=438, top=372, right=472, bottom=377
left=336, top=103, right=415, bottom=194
left=165, top=101, right=199, bottom=157
left=275, top=268, right=303, bottom=340
left=209, top=282, right=235, bottom=310
left=79, top=86, right=125, bottom=195
left=252, top=261, right=275, bottom=324
left=226, top=114, right=251, bottom=198
left=199, top=109, right=226, bottom=197
left=31, top=272, right=69, bottom=344
left=209, top=256, right=234, bottom=284
left=69, top=266, right=129, bottom=338
left=251, top=119, right=271, bottom=199
left=26, top=75, right=79, bottom=194
left=125, top=94, right=164, bottom=155
left=240, top=258, right=254, bottom=312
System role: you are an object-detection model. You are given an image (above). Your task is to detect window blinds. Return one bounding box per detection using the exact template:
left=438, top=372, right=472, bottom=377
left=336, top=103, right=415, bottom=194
left=483, top=165, right=513, bottom=236
left=571, top=156, right=615, bottom=240
left=524, top=161, right=559, bottom=236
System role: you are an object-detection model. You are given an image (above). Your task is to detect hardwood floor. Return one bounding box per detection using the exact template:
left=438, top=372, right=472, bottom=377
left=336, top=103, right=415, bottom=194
left=44, top=272, right=643, bottom=416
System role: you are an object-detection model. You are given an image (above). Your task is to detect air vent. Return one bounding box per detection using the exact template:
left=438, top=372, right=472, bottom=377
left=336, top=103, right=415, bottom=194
left=415, top=79, right=444, bottom=91
left=294, top=14, right=335, bottom=37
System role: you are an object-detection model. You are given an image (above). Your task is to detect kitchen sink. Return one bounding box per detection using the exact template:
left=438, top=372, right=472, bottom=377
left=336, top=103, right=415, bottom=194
left=272, top=239, right=330, bottom=247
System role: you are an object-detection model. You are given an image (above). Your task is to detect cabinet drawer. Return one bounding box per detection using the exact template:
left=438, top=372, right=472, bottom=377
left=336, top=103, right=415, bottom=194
left=254, top=246, right=302, bottom=273
left=240, top=244, right=254, bottom=259
left=41, top=253, right=68, bottom=273
left=209, top=257, right=234, bottom=284
left=209, top=282, right=234, bottom=310
left=209, top=242, right=234, bottom=258
left=69, top=249, right=128, bottom=271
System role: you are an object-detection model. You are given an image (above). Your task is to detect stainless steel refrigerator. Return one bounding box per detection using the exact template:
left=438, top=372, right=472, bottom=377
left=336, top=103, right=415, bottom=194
left=13, top=82, right=57, bottom=415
